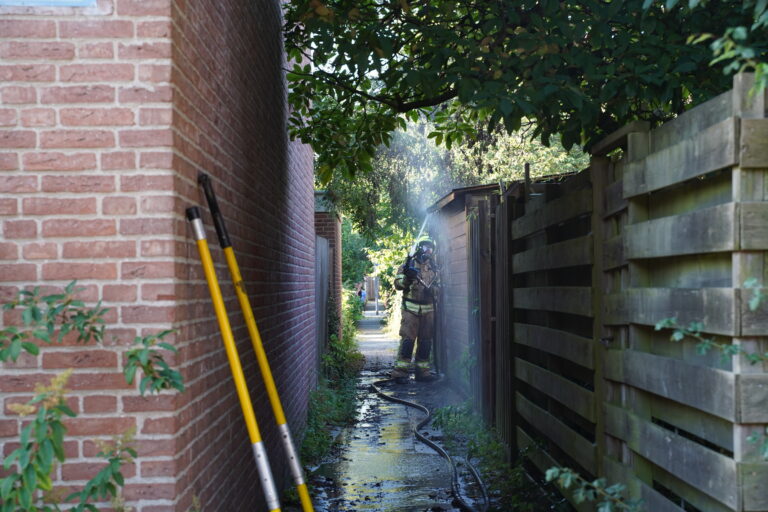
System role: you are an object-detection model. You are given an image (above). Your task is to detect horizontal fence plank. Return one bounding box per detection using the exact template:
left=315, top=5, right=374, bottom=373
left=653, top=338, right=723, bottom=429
left=603, top=234, right=626, bottom=270
left=604, top=350, right=735, bottom=421
left=740, top=118, right=768, bottom=168
left=514, top=287, right=593, bottom=317
left=649, top=89, right=733, bottom=153
left=517, top=393, right=597, bottom=473
left=513, top=323, right=594, bottom=369
left=592, top=120, right=651, bottom=156
left=737, top=373, right=768, bottom=423
left=605, top=403, right=738, bottom=509
left=603, top=456, right=687, bottom=512
left=740, top=202, right=768, bottom=250
left=515, top=358, right=595, bottom=422
left=625, top=203, right=737, bottom=259
left=604, top=288, right=736, bottom=335
left=512, top=188, right=592, bottom=239
left=740, top=462, right=768, bottom=511
left=517, top=428, right=595, bottom=512
left=603, top=179, right=628, bottom=218
left=512, top=235, right=593, bottom=274
left=739, top=286, right=768, bottom=335
left=624, top=117, right=739, bottom=198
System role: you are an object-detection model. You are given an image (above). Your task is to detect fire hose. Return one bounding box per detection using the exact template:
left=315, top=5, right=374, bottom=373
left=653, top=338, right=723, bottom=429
left=369, top=378, right=490, bottom=512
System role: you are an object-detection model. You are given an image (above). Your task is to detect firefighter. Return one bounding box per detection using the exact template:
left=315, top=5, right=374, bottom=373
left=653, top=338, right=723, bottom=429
left=391, top=237, right=440, bottom=383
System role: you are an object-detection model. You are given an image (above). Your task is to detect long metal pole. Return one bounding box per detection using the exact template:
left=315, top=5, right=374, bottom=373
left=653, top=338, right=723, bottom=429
left=186, top=206, right=281, bottom=512
left=197, top=174, right=314, bottom=512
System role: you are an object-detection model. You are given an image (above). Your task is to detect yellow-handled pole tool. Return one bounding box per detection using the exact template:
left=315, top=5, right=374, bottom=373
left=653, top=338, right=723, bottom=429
left=186, top=206, right=281, bottom=512
left=198, top=173, right=314, bottom=512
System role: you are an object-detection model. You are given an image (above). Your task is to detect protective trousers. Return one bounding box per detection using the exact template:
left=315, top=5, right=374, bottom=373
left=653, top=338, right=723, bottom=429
left=395, top=309, right=434, bottom=377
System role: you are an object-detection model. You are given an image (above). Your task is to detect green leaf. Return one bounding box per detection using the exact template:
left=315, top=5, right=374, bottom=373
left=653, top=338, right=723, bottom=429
left=21, top=342, right=39, bottom=356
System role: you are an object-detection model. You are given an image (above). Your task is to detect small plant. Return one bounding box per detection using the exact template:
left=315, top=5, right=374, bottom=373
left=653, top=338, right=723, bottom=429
left=0, top=282, right=184, bottom=511
left=544, top=468, right=641, bottom=512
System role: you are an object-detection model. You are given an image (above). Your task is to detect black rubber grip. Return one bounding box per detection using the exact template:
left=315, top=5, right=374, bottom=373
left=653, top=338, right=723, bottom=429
left=198, top=173, right=232, bottom=248
left=185, top=206, right=201, bottom=221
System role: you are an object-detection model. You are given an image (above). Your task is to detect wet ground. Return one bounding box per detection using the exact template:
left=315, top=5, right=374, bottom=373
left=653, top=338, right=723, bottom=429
left=306, top=304, right=478, bottom=512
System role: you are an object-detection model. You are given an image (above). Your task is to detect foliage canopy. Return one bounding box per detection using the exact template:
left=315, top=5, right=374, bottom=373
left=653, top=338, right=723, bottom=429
left=285, top=0, right=754, bottom=181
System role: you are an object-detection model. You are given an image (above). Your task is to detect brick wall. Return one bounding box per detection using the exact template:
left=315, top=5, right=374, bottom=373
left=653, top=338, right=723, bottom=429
left=314, top=194, right=342, bottom=341
left=0, top=1, right=316, bottom=510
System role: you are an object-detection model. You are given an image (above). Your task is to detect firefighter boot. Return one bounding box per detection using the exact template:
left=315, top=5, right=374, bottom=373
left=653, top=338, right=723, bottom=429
left=414, top=338, right=437, bottom=381
left=391, top=338, right=414, bottom=383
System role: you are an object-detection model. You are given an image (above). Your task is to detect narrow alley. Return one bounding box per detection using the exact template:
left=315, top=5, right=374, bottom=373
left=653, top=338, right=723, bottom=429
left=306, top=303, right=476, bottom=512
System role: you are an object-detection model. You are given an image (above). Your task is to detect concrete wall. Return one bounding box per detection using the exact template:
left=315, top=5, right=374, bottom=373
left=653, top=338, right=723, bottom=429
left=0, top=1, right=316, bottom=510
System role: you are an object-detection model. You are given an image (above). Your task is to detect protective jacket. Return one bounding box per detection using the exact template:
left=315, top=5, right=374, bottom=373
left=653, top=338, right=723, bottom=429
left=394, top=256, right=440, bottom=314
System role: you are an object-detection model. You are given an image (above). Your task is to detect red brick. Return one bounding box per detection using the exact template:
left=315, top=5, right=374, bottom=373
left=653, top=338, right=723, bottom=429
left=140, top=459, right=175, bottom=478
left=0, top=42, right=75, bottom=60
left=119, top=218, right=174, bottom=235
left=118, top=42, right=171, bottom=60
left=119, top=129, right=173, bottom=148
left=40, top=130, right=115, bottom=149
left=0, top=264, right=35, bottom=282
left=118, top=85, right=172, bottom=103
left=141, top=283, right=175, bottom=301
left=23, top=152, right=97, bottom=171
left=61, top=108, right=135, bottom=126
left=0, top=153, right=19, bottom=171
left=41, top=85, right=115, bottom=104
left=103, top=284, right=137, bottom=302
left=42, top=219, right=115, bottom=237
left=0, top=131, right=35, bottom=148
left=101, top=151, right=136, bottom=170
left=60, top=64, right=134, bottom=83
left=42, top=175, right=114, bottom=193
left=42, top=262, right=117, bottom=280
left=3, top=220, right=36, bottom=238
left=69, top=372, right=131, bottom=391
left=0, top=65, right=55, bottom=82
left=0, top=198, right=17, bottom=215
left=142, top=416, right=177, bottom=434
left=140, top=239, right=178, bottom=257
left=22, top=243, right=57, bottom=260
left=1, top=86, right=36, bottom=104
left=122, top=483, right=175, bottom=501
left=0, top=109, right=16, bottom=126
left=62, top=461, right=136, bottom=481
left=139, top=151, right=173, bottom=170
left=140, top=195, right=175, bottom=213
left=137, top=21, right=171, bottom=38
left=0, top=20, right=56, bottom=38
left=0, top=420, right=18, bottom=437
left=77, top=42, right=114, bottom=59
left=139, top=108, right=172, bottom=126
left=63, top=241, right=135, bottom=259
left=117, top=0, right=171, bottom=16
left=0, top=176, right=35, bottom=193
left=64, top=417, right=135, bottom=436
left=121, top=174, right=173, bottom=192
left=123, top=394, right=175, bottom=412
left=121, top=305, right=175, bottom=324
left=0, top=243, right=17, bottom=260
left=43, top=350, right=117, bottom=369
left=121, top=261, right=175, bottom=279
left=59, top=20, right=134, bottom=39
left=103, top=196, right=136, bottom=215
left=23, top=197, right=96, bottom=215
left=20, top=108, right=55, bottom=127
left=83, top=395, right=117, bottom=413
left=138, top=64, right=171, bottom=84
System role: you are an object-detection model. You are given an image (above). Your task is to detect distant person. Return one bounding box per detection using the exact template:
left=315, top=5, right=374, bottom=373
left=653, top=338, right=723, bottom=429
left=360, top=288, right=367, bottom=304
left=391, top=237, right=440, bottom=383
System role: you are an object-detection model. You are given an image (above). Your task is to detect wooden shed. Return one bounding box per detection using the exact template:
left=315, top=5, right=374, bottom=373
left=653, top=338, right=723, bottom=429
left=428, top=184, right=500, bottom=422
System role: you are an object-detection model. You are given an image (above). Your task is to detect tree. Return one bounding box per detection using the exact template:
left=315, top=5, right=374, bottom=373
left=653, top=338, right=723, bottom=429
left=284, top=0, right=754, bottom=181
left=324, top=119, right=588, bottom=237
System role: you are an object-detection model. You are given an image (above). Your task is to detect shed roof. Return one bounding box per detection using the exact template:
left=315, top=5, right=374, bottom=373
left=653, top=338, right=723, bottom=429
left=427, top=183, right=500, bottom=213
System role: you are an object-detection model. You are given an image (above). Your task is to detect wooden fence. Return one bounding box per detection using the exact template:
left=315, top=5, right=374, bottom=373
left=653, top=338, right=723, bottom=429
left=493, top=74, right=768, bottom=511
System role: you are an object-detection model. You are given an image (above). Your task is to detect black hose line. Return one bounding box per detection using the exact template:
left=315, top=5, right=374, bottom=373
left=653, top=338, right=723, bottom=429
left=370, top=378, right=490, bottom=512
